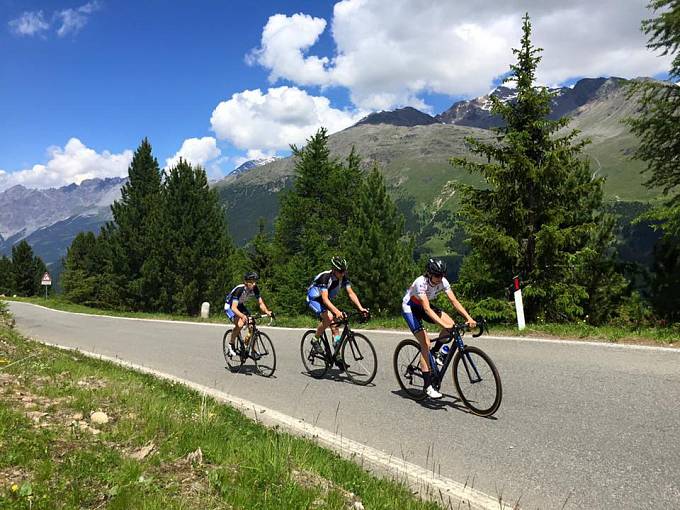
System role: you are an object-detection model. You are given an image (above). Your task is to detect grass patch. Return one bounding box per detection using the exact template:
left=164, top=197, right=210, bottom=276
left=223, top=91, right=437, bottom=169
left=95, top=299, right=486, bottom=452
left=4, top=296, right=678, bottom=346
left=0, top=305, right=442, bottom=509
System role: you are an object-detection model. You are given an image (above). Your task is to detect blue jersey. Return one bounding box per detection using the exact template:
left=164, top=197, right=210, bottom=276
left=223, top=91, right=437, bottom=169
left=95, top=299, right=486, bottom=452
left=307, top=270, right=351, bottom=300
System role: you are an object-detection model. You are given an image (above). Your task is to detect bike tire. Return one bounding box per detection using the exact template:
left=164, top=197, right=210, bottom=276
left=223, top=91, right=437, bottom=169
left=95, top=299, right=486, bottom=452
left=393, top=339, right=427, bottom=400
left=452, top=345, right=502, bottom=416
left=341, top=332, right=377, bottom=386
left=223, top=329, right=244, bottom=372
left=253, top=331, right=276, bottom=377
left=300, top=329, right=329, bottom=379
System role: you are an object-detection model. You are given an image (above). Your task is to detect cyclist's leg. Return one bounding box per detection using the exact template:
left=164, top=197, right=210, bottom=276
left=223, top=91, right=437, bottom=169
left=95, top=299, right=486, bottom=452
left=434, top=308, right=454, bottom=340
left=230, top=305, right=248, bottom=345
left=404, top=302, right=440, bottom=397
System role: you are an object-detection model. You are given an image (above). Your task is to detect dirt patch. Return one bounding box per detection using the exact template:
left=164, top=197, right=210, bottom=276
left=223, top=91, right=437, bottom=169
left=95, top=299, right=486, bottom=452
left=292, top=468, right=364, bottom=509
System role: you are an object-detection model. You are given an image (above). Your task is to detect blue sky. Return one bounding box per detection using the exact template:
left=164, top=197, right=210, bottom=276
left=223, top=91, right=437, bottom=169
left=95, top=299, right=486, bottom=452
left=1, top=0, right=673, bottom=189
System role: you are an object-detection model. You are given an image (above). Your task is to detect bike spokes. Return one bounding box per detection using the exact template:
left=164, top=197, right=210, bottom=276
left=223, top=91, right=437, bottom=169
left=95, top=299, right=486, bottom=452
left=341, top=333, right=377, bottom=385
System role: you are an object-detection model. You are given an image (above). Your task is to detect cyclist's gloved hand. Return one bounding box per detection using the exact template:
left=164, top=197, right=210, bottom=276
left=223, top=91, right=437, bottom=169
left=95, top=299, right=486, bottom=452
left=466, top=318, right=477, bottom=329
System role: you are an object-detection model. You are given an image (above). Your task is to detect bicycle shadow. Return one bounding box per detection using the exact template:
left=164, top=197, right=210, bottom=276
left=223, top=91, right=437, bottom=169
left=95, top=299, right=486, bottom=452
left=224, top=364, right=277, bottom=379
left=390, top=389, right=497, bottom=419
left=299, top=369, right=377, bottom=388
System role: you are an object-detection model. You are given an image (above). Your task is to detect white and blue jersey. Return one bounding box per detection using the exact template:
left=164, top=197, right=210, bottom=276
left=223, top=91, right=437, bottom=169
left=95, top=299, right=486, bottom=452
left=306, top=270, right=351, bottom=316
left=401, top=275, right=450, bottom=333
left=224, top=284, right=261, bottom=321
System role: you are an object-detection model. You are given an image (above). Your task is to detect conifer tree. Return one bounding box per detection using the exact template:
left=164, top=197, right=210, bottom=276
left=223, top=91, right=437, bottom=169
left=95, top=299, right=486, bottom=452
left=108, top=138, right=163, bottom=308
left=62, top=232, right=99, bottom=303
left=0, top=255, right=13, bottom=295
left=11, top=240, right=45, bottom=297
left=627, top=0, right=680, bottom=238
left=156, top=159, right=233, bottom=315
left=342, top=166, right=417, bottom=314
left=452, top=14, right=619, bottom=322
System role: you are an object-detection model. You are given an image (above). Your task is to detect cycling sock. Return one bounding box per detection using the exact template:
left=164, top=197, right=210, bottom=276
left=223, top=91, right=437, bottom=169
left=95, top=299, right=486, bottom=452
left=423, top=370, right=432, bottom=388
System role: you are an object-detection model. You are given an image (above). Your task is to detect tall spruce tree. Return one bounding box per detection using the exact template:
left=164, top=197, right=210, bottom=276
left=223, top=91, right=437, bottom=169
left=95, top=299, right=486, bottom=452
left=626, top=0, right=680, bottom=238
left=11, top=240, right=45, bottom=297
left=272, top=128, right=363, bottom=314
left=61, top=232, right=99, bottom=304
left=108, top=138, right=163, bottom=309
left=341, top=166, right=417, bottom=315
left=452, top=14, right=619, bottom=322
left=0, top=255, right=13, bottom=295
left=156, top=159, right=233, bottom=315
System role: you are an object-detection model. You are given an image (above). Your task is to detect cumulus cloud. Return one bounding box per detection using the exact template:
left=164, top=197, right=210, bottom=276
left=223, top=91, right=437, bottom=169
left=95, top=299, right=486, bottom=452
left=55, top=1, right=103, bottom=37
left=0, top=138, right=132, bottom=191
left=8, top=11, right=50, bottom=37
left=210, top=86, right=365, bottom=152
left=249, top=0, right=674, bottom=109
left=165, top=137, right=221, bottom=170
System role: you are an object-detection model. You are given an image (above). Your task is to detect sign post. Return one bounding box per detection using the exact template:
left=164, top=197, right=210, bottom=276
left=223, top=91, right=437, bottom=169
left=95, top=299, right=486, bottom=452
left=41, top=272, right=52, bottom=299
left=513, top=275, right=526, bottom=330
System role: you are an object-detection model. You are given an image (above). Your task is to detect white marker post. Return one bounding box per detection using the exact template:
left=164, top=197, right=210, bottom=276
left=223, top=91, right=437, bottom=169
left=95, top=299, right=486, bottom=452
left=513, top=276, right=526, bottom=330
left=41, top=272, right=52, bottom=299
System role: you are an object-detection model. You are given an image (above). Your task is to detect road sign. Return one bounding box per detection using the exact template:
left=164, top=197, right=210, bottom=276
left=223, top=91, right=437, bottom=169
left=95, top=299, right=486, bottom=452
left=41, top=272, right=52, bottom=286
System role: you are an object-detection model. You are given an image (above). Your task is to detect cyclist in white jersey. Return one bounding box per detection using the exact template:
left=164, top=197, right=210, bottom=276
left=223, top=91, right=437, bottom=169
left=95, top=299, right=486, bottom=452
left=402, top=259, right=476, bottom=399
left=224, top=271, right=273, bottom=358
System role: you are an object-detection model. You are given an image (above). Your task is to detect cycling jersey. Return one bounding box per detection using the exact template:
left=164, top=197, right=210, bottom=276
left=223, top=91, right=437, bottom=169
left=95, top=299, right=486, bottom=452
left=306, top=270, right=351, bottom=316
left=224, top=284, right=261, bottom=322
left=401, top=275, right=450, bottom=333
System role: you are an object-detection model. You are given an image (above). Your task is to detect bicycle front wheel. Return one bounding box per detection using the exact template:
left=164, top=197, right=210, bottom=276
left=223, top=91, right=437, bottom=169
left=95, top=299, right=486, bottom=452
left=300, top=330, right=329, bottom=379
left=341, top=332, right=377, bottom=385
left=223, top=329, right=244, bottom=372
left=393, top=339, right=427, bottom=400
left=452, top=345, right=502, bottom=416
left=252, top=331, right=276, bottom=377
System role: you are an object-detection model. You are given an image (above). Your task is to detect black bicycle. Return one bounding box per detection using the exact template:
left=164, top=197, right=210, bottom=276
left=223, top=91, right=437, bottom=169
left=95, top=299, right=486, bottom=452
left=393, top=319, right=502, bottom=416
left=300, top=310, right=377, bottom=385
left=222, top=314, right=276, bottom=377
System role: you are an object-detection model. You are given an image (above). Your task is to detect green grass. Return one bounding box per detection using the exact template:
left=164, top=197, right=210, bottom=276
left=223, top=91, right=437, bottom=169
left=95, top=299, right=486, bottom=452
left=4, top=296, right=678, bottom=346
left=0, top=307, right=443, bottom=509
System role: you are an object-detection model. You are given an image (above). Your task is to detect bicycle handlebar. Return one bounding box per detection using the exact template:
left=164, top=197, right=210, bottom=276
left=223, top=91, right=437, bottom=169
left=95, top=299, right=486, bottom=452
left=247, top=313, right=275, bottom=326
left=453, top=317, right=487, bottom=338
left=330, top=309, right=371, bottom=326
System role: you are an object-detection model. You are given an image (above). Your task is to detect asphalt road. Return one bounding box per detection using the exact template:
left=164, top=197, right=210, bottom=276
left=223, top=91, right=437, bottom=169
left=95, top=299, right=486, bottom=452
left=8, top=302, right=680, bottom=509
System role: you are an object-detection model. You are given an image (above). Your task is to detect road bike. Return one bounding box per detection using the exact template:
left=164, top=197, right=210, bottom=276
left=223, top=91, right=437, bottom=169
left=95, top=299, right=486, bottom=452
left=393, top=319, right=502, bottom=416
left=300, top=310, right=377, bottom=385
left=222, top=313, right=276, bottom=377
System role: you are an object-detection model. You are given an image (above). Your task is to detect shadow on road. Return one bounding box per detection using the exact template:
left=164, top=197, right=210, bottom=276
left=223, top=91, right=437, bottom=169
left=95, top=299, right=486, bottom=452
left=299, top=369, right=377, bottom=388
left=389, top=389, right=497, bottom=419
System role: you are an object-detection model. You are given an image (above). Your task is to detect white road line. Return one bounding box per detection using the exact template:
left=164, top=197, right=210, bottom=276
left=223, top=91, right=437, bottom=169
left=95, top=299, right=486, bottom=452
left=36, top=338, right=513, bottom=510
left=10, top=301, right=680, bottom=353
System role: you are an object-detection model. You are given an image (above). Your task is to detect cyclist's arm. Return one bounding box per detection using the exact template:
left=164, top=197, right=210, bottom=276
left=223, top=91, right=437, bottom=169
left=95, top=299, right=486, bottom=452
left=257, top=297, right=272, bottom=316
left=320, top=289, right=342, bottom=317
left=231, top=300, right=249, bottom=322
left=418, top=293, right=450, bottom=329
left=445, top=288, right=475, bottom=327
left=346, top=286, right=368, bottom=313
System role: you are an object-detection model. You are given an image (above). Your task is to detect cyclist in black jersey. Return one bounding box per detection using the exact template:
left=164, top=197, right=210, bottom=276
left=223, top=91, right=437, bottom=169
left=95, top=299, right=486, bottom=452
left=224, top=271, right=273, bottom=358
left=306, top=256, right=368, bottom=367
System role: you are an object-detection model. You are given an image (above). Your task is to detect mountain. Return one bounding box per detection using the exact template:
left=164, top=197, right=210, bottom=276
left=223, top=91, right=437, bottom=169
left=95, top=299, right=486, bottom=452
left=231, top=156, right=279, bottom=176
left=355, top=107, right=438, bottom=127
left=0, top=177, right=123, bottom=266
left=214, top=76, right=656, bottom=245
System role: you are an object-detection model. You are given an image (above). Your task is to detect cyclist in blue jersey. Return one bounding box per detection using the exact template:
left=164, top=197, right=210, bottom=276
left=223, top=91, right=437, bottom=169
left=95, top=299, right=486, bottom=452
left=306, top=257, right=368, bottom=367
left=402, top=259, right=476, bottom=399
left=224, top=271, right=273, bottom=358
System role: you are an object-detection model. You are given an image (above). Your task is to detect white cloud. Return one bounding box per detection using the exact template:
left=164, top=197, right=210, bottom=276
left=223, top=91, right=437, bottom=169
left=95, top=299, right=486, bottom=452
left=249, top=0, right=674, bottom=110
left=165, top=137, right=221, bottom=170
left=0, top=138, right=132, bottom=191
left=210, top=86, right=365, bottom=152
left=56, top=1, right=102, bottom=37
left=8, top=11, right=50, bottom=37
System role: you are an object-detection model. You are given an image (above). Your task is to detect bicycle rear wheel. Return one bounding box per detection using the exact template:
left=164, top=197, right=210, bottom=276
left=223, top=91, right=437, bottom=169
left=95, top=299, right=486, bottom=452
left=252, top=331, right=276, bottom=377
left=300, top=330, right=329, bottom=379
left=452, top=345, right=502, bottom=416
left=223, top=329, right=244, bottom=372
left=393, top=339, right=427, bottom=400
left=341, top=332, right=377, bottom=385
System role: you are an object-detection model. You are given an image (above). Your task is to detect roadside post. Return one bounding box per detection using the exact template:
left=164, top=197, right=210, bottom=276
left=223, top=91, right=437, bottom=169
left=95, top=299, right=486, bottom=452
left=200, top=301, right=210, bottom=319
left=41, top=272, right=52, bottom=299
left=513, top=275, right=525, bottom=330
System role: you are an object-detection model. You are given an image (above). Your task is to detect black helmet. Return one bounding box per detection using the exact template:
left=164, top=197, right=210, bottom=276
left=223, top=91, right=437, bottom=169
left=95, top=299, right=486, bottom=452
left=244, top=271, right=259, bottom=281
left=426, top=258, right=446, bottom=277
left=331, top=256, right=348, bottom=272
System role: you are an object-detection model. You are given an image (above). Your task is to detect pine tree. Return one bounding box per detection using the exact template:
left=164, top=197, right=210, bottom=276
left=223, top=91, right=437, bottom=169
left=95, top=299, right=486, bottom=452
left=157, top=159, right=233, bottom=315
left=108, top=138, right=163, bottom=309
left=452, top=14, right=619, bottom=322
left=62, top=232, right=99, bottom=303
left=11, top=240, right=45, bottom=297
left=626, top=1, right=680, bottom=236
left=341, top=166, right=417, bottom=315
left=0, top=255, right=13, bottom=295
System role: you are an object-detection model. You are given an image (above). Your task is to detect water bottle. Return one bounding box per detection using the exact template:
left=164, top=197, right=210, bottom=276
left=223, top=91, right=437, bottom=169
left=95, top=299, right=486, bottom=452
left=438, top=344, right=450, bottom=358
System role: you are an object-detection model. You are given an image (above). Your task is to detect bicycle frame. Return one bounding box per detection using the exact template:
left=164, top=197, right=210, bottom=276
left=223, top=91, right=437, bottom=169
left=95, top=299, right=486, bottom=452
left=428, top=324, right=485, bottom=388
left=318, top=312, right=368, bottom=363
